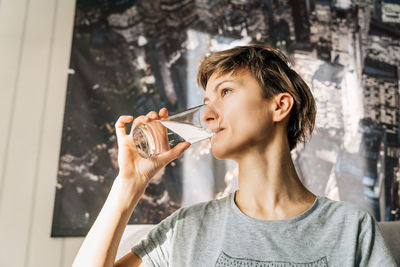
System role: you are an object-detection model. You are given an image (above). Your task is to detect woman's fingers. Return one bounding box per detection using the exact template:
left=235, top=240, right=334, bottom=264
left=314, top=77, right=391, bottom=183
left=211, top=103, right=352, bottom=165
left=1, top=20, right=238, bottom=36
left=159, top=108, right=168, bottom=119
left=133, top=115, right=150, bottom=127
left=128, top=108, right=168, bottom=136
left=115, top=115, right=133, bottom=139
left=146, top=111, right=158, bottom=120
left=156, top=142, right=191, bottom=166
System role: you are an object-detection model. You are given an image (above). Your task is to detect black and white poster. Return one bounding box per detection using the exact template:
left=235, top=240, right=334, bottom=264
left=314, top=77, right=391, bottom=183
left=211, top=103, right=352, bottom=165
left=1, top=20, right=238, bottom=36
left=51, top=0, right=400, bottom=237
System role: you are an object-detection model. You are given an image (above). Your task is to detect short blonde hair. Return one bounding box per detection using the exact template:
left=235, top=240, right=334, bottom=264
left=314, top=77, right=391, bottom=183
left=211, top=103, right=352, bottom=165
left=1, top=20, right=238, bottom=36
left=197, top=45, right=316, bottom=151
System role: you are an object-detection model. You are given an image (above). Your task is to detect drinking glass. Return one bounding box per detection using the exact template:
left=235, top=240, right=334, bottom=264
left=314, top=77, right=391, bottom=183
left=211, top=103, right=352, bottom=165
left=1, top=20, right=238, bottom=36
left=132, top=104, right=214, bottom=158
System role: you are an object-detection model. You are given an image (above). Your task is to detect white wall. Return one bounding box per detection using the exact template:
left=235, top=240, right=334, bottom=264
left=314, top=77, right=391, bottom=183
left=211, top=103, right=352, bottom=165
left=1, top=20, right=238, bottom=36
left=0, top=0, right=81, bottom=266
left=0, top=0, right=153, bottom=266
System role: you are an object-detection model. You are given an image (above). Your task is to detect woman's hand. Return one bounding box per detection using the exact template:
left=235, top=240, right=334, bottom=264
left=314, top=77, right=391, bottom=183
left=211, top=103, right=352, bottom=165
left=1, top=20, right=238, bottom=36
left=73, top=108, right=190, bottom=267
left=115, top=108, right=190, bottom=188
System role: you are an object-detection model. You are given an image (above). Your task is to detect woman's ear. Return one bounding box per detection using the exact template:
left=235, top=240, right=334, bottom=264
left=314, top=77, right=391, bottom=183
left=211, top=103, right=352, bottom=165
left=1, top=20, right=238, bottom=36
left=272, top=93, right=294, bottom=123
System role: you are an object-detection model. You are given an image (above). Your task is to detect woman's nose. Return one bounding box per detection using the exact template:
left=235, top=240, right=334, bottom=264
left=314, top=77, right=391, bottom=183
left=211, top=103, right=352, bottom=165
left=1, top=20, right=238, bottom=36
left=201, top=105, right=217, bottom=124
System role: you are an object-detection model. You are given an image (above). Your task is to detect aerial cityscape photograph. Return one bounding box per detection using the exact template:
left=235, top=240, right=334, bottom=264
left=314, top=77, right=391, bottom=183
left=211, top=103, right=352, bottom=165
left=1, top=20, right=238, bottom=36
left=50, top=0, right=400, bottom=237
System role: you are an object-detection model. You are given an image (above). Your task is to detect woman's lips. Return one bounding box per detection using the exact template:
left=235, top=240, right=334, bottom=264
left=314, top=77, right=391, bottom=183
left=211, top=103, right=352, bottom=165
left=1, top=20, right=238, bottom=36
left=211, top=129, right=224, bottom=138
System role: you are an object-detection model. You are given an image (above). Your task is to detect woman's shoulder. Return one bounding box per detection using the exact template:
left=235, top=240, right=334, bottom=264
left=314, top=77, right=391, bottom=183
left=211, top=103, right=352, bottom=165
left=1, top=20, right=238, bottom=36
left=170, top=193, right=231, bottom=223
left=181, top=193, right=231, bottom=214
left=316, top=196, right=375, bottom=222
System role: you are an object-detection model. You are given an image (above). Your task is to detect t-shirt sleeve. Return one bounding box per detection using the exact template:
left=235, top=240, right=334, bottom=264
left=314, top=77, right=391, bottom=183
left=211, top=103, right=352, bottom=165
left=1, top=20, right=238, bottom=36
left=131, top=209, right=180, bottom=267
left=356, top=212, right=397, bottom=266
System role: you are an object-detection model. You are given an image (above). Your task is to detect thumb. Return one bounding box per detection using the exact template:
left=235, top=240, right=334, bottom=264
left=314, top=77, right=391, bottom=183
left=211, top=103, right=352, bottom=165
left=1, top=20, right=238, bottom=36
left=157, top=142, right=191, bottom=166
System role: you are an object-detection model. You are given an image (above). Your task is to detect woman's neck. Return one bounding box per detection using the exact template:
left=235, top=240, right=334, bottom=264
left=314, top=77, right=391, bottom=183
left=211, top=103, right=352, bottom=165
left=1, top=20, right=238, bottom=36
left=234, top=139, right=315, bottom=220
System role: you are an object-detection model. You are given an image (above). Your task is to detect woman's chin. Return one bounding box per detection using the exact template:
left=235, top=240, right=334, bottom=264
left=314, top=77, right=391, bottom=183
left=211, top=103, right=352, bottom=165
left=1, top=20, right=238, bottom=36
left=211, top=136, right=248, bottom=160
left=211, top=142, right=231, bottom=160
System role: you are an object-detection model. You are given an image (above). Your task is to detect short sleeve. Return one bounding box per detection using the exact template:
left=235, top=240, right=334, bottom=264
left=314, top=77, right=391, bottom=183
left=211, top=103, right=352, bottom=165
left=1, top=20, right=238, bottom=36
left=131, top=209, right=180, bottom=267
left=356, top=212, right=397, bottom=266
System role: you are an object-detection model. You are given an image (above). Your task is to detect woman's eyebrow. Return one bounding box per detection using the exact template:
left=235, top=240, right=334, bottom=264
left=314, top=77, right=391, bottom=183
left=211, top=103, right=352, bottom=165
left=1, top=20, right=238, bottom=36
left=203, top=80, right=234, bottom=104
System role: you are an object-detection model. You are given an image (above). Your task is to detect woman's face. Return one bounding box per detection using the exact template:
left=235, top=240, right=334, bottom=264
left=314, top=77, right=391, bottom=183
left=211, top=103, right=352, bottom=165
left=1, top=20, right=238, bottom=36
left=201, top=70, right=274, bottom=160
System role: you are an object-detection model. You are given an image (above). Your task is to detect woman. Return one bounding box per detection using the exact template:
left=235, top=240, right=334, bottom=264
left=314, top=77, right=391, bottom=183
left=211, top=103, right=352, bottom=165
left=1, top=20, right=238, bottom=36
left=73, top=45, right=396, bottom=266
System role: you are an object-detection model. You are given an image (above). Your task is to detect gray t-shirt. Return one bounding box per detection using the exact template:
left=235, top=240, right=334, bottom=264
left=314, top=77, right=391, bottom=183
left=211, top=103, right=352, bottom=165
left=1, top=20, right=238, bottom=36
left=132, top=191, right=397, bottom=266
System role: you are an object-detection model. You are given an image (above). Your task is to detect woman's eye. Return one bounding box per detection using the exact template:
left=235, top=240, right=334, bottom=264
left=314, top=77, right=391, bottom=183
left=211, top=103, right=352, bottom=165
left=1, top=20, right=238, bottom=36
left=221, top=89, right=231, bottom=96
